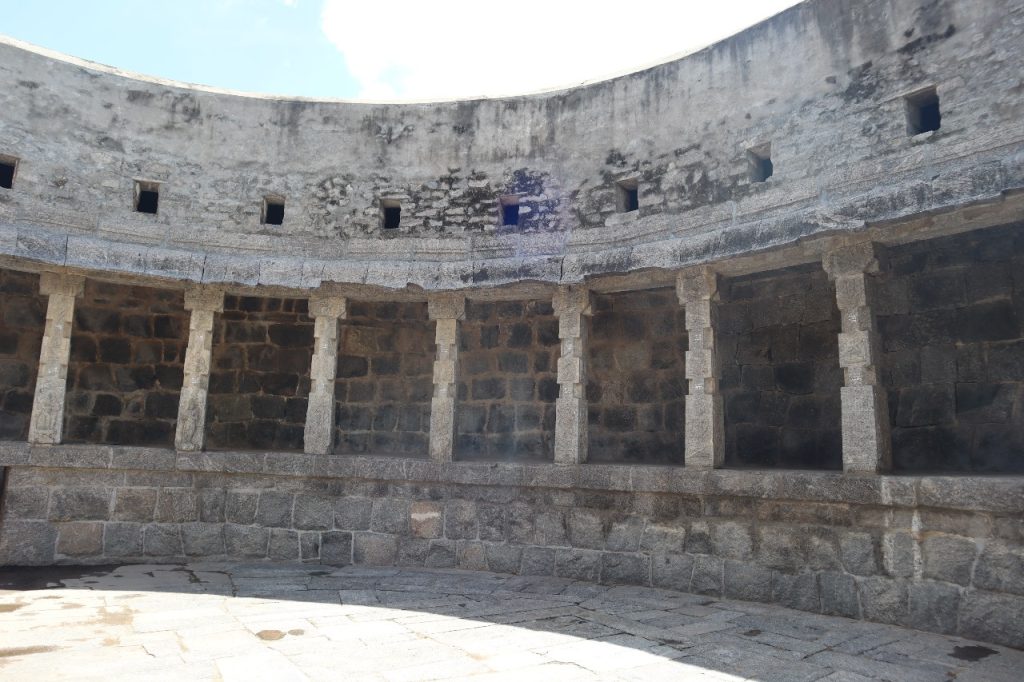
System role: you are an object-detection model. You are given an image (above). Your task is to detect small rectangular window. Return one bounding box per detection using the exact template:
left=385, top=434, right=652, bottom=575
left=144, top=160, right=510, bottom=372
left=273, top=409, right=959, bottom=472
left=500, top=195, right=520, bottom=226
left=262, top=196, right=285, bottom=225
left=906, top=87, right=940, bottom=135
left=381, top=199, right=401, bottom=229
left=616, top=179, right=639, bottom=213
left=748, top=144, right=773, bottom=183
left=134, top=180, right=160, bottom=214
left=0, top=156, right=18, bottom=189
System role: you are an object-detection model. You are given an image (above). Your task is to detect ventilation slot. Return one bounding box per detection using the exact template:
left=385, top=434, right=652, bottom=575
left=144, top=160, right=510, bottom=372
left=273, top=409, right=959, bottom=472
left=906, top=87, right=941, bottom=135
left=134, top=180, right=160, bottom=214
left=381, top=200, right=401, bottom=230
left=0, top=156, right=18, bottom=189
left=616, top=179, right=639, bottom=213
left=263, top=197, right=285, bottom=225
left=748, top=145, right=773, bottom=183
left=500, top=195, right=520, bottom=226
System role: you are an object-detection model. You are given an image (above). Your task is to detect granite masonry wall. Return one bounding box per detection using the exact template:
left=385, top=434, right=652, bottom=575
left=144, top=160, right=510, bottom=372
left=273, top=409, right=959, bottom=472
left=63, top=281, right=187, bottom=448
left=1, top=447, right=1022, bottom=649
left=206, top=296, right=313, bottom=452
left=334, top=301, right=434, bottom=457
left=455, top=300, right=560, bottom=461
left=586, top=288, right=688, bottom=464
left=719, top=265, right=844, bottom=469
left=878, top=224, right=1024, bottom=473
left=0, top=269, right=43, bottom=441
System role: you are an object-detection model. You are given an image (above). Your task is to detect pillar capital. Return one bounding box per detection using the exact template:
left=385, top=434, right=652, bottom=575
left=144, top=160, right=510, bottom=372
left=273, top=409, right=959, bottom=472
left=552, top=286, right=592, bottom=319
left=183, top=285, right=225, bottom=313
left=823, top=241, right=887, bottom=279
left=308, top=292, right=347, bottom=320
left=38, top=272, right=85, bottom=298
left=676, top=266, right=720, bottom=304
left=427, top=293, right=465, bottom=321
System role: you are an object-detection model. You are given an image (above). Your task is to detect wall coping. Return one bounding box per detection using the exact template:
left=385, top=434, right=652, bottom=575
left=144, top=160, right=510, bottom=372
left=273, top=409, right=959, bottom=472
left=1, top=442, right=1021, bottom=514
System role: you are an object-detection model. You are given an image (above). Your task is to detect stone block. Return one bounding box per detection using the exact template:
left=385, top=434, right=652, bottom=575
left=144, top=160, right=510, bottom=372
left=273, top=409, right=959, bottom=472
left=197, top=489, right=226, bottom=523
left=49, top=487, right=110, bottom=521
left=225, top=491, right=258, bottom=524
left=757, top=526, right=801, bottom=570
left=182, top=522, right=225, bottom=556
left=711, top=521, right=753, bottom=560
left=3, top=486, right=48, bottom=519
left=143, top=524, right=182, bottom=556
left=839, top=532, right=879, bottom=576
left=521, top=546, right=556, bottom=576
left=820, top=571, right=860, bottom=618
left=554, top=548, right=602, bottom=582
left=652, top=553, right=694, bottom=592
left=686, top=520, right=713, bottom=554
left=335, top=497, right=372, bottom=530
left=370, top=498, right=410, bottom=535
left=605, top=517, right=643, bottom=552
left=155, top=488, right=198, bottom=523
left=601, top=552, right=649, bottom=585
left=456, top=540, right=488, bottom=571
left=723, top=560, right=772, bottom=602
left=857, top=576, right=909, bottom=626
left=104, top=522, right=143, bottom=557
left=396, top=537, right=429, bottom=566
left=958, top=590, right=1024, bottom=649
left=477, top=504, right=506, bottom=542
left=922, top=534, right=978, bottom=586
left=56, top=521, right=103, bottom=556
left=409, top=500, right=442, bottom=538
left=568, top=508, right=604, bottom=549
left=0, top=520, right=56, bottom=565
left=293, top=494, right=335, bottom=530
left=974, top=542, right=1024, bottom=595
left=881, top=531, right=915, bottom=578
left=320, top=531, right=352, bottom=565
left=772, top=572, right=819, bottom=612
left=225, top=524, right=269, bottom=558
left=425, top=539, right=457, bottom=568
left=255, top=491, right=293, bottom=528
left=690, top=555, right=723, bottom=596
left=300, top=532, right=321, bottom=562
left=267, top=528, right=300, bottom=561
left=640, top=524, right=686, bottom=554
left=485, top=543, right=522, bottom=574
left=354, top=532, right=398, bottom=566
left=444, top=499, right=478, bottom=539
left=908, top=581, right=960, bottom=635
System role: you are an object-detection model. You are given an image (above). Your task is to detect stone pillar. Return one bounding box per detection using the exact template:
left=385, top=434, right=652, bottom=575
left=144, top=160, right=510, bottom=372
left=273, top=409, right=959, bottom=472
left=428, top=293, right=465, bottom=463
left=677, top=267, right=724, bottom=469
left=552, top=286, right=592, bottom=465
left=174, top=286, right=224, bottom=452
left=304, top=292, right=347, bottom=455
left=824, top=242, right=892, bottom=473
left=28, top=272, right=85, bottom=444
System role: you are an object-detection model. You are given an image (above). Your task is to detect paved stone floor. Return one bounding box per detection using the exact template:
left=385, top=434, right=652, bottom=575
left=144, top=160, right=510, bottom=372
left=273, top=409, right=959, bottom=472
left=0, top=563, right=1022, bottom=681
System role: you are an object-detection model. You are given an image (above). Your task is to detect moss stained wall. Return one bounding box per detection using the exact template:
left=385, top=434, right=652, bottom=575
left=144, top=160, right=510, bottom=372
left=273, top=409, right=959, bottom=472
left=64, top=281, right=186, bottom=447
left=0, top=270, right=44, bottom=441
left=206, top=296, right=313, bottom=451
left=586, top=288, right=688, bottom=464
left=334, top=301, right=434, bottom=456
left=718, top=264, right=843, bottom=469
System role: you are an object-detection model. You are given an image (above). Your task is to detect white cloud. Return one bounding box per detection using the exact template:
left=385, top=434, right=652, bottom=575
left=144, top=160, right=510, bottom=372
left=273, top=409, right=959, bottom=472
left=320, top=0, right=802, bottom=101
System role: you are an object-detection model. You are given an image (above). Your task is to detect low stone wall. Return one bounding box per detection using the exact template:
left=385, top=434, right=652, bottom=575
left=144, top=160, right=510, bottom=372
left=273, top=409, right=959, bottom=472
left=1, top=442, right=1022, bottom=649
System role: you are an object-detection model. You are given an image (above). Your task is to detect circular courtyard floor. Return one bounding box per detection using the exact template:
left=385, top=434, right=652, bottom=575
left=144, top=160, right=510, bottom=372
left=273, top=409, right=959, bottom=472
left=0, top=563, right=1020, bottom=681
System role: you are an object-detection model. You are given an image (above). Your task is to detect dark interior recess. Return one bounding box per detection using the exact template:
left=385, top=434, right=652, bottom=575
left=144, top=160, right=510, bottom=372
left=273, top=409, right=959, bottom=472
left=264, top=201, right=285, bottom=225
left=907, top=89, right=941, bottom=135
left=136, top=189, right=159, bottom=214
left=382, top=205, right=401, bottom=229
left=502, top=202, right=520, bottom=227
left=0, top=161, right=15, bottom=189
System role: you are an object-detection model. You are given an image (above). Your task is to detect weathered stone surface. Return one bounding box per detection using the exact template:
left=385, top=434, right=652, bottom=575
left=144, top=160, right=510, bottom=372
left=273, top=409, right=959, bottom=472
left=224, top=524, right=269, bottom=558
left=690, top=555, right=723, bottom=596
left=4, top=486, right=49, bottom=519
left=601, top=552, right=649, bottom=585
left=48, top=487, right=110, bottom=521
left=104, top=522, right=143, bottom=557
left=839, top=532, right=879, bottom=576
left=409, top=500, right=442, bottom=538
left=144, top=524, right=182, bottom=556
left=182, top=522, right=225, bottom=556
left=820, top=571, right=860, bottom=618
left=958, top=590, right=1024, bottom=649
left=857, top=576, right=909, bottom=626
left=370, top=498, right=410, bottom=535
left=293, top=494, right=334, bottom=531
left=443, top=499, right=477, bottom=539
left=56, top=521, right=103, bottom=556
left=353, top=532, right=398, bottom=566
left=908, top=581, right=960, bottom=635
left=267, top=528, right=300, bottom=561
left=335, top=497, right=372, bottom=530
left=554, top=548, right=601, bottom=581
left=485, top=543, right=522, bottom=574
left=723, top=560, right=772, bottom=603
left=772, top=572, right=819, bottom=613
left=320, top=531, right=352, bottom=565
left=0, top=519, right=56, bottom=564
left=922, top=534, right=977, bottom=586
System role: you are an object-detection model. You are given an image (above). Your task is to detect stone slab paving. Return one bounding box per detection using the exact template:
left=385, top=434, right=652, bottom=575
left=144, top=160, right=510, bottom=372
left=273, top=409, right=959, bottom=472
left=0, top=563, right=1021, bottom=681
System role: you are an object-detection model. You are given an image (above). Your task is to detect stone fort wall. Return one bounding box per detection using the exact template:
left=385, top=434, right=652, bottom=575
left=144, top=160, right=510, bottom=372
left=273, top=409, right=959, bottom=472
left=0, top=0, right=1023, bottom=651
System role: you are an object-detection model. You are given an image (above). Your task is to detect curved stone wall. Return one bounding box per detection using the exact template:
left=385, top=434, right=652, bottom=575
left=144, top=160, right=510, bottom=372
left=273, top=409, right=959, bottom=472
left=1, top=0, right=1024, bottom=651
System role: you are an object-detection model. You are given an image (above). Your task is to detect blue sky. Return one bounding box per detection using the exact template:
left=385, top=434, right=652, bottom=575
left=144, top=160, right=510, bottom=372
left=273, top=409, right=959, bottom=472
left=1, top=0, right=802, bottom=101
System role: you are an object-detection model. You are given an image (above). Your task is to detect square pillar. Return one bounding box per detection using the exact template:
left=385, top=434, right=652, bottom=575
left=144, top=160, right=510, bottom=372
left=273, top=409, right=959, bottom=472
left=428, top=293, right=464, bottom=463
left=677, top=267, right=724, bottom=469
left=28, top=272, right=85, bottom=444
left=552, top=286, right=593, bottom=465
left=304, top=292, right=347, bottom=455
left=174, top=286, right=224, bottom=452
left=824, top=242, right=892, bottom=473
